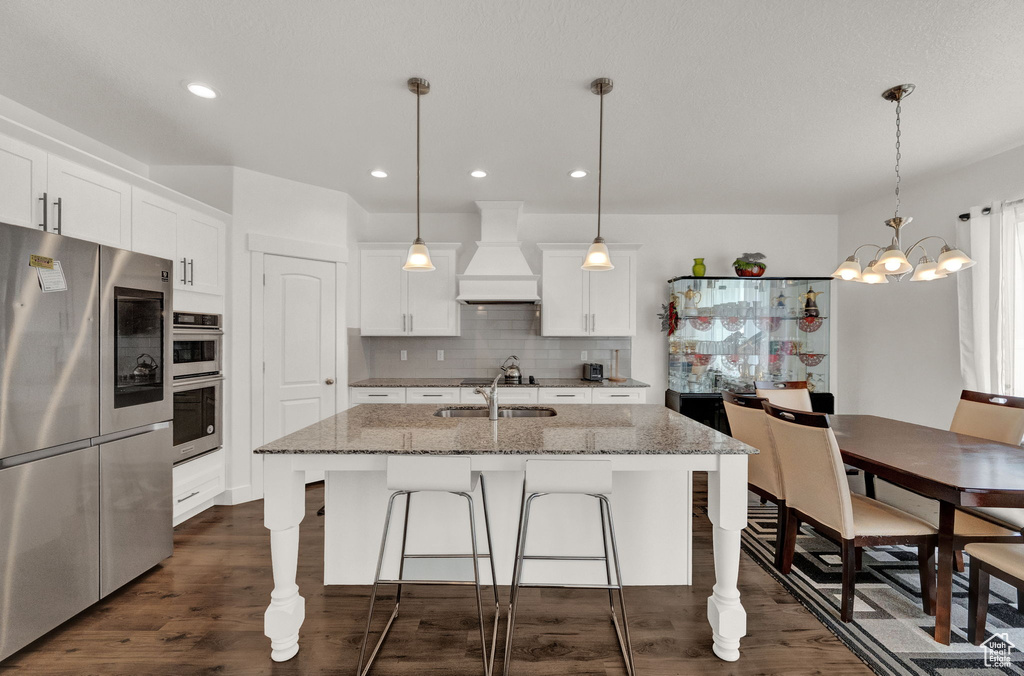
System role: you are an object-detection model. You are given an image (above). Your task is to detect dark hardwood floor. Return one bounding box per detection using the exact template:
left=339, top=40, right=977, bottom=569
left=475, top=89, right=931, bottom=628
left=0, top=477, right=871, bottom=675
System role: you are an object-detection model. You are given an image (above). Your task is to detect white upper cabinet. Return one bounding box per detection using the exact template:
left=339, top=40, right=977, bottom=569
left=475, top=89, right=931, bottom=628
left=47, top=155, right=131, bottom=248
left=0, top=133, right=47, bottom=230
left=132, top=187, right=225, bottom=296
left=360, top=244, right=461, bottom=336
left=539, top=244, right=639, bottom=337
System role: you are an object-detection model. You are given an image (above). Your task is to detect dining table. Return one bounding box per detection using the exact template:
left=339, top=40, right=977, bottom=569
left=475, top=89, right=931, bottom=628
left=830, top=414, right=1024, bottom=644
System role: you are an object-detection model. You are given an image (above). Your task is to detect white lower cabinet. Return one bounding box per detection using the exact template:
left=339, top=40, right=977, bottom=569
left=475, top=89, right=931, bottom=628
left=460, top=387, right=539, bottom=405
left=172, top=449, right=225, bottom=526
left=537, top=388, right=593, bottom=404
left=406, top=388, right=461, bottom=404
left=592, top=388, right=647, bottom=404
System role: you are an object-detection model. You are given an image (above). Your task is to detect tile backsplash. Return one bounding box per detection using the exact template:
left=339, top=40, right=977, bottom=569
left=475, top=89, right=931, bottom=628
left=354, top=305, right=631, bottom=380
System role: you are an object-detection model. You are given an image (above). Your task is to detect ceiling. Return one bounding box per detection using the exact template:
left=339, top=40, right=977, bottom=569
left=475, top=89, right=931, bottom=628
left=1, top=0, right=1022, bottom=215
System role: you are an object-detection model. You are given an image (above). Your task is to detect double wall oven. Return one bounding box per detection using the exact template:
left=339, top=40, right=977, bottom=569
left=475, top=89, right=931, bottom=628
left=172, top=312, right=223, bottom=464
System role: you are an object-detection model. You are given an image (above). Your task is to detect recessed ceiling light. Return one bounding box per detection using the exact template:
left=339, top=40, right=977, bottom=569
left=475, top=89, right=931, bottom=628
left=470, top=170, right=487, bottom=178
left=569, top=170, right=588, bottom=178
left=186, top=82, right=218, bottom=99
left=370, top=170, right=388, bottom=178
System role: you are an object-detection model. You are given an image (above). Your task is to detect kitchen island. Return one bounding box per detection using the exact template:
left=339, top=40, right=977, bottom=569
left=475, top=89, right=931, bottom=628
left=255, top=403, right=755, bottom=664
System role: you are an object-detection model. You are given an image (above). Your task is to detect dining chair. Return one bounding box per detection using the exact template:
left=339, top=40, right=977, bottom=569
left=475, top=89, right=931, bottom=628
left=722, top=391, right=787, bottom=570
left=764, top=402, right=938, bottom=622
left=949, top=390, right=1024, bottom=572
left=358, top=456, right=499, bottom=676
left=966, top=543, right=1024, bottom=645
left=754, top=380, right=812, bottom=412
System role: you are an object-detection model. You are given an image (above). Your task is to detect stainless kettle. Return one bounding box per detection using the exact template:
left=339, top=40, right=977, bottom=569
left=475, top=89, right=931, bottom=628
left=501, top=355, right=522, bottom=384
left=133, top=353, right=160, bottom=380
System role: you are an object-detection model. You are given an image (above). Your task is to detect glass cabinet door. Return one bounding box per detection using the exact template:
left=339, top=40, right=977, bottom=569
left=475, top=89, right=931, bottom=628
left=667, top=277, right=830, bottom=395
left=114, top=287, right=165, bottom=408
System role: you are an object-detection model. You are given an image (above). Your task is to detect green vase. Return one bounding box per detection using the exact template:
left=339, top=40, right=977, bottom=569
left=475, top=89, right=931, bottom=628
left=692, top=258, right=706, bottom=277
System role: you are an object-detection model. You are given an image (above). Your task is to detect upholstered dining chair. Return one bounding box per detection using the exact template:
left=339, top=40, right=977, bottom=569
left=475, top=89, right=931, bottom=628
left=966, top=543, right=1024, bottom=645
left=722, top=391, right=787, bottom=570
left=754, top=380, right=812, bottom=412
left=764, top=402, right=938, bottom=622
left=948, top=390, right=1024, bottom=572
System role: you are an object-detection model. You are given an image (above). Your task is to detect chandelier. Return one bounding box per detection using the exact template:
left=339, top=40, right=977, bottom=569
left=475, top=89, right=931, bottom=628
left=832, top=84, right=974, bottom=284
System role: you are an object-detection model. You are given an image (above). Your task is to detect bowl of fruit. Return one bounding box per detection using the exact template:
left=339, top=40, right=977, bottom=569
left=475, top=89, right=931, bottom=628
left=733, top=252, right=766, bottom=278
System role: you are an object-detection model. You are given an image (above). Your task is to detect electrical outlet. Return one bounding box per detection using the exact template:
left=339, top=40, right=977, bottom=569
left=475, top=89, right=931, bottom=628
left=437, top=349, right=444, bottom=361
left=400, top=350, right=407, bottom=361
left=581, top=351, right=588, bottom=361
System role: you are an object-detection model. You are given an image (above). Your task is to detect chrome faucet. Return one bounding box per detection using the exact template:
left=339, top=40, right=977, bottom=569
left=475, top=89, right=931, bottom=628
left=475, top=373, right=502, bottom=421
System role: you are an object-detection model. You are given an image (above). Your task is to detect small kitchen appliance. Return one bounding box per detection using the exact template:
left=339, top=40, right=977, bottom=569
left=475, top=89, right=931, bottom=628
left=582, top=363, right=604, bottom=381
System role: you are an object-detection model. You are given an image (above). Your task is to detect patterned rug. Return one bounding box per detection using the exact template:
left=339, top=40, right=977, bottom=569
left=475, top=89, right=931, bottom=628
left=740, top=503, right=1024, bottom=675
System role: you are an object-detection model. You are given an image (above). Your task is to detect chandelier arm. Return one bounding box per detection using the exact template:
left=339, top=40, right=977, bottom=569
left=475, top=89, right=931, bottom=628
left=902, top=235, right=950, bottom=259
left=849, top=243, right=886, bottom=259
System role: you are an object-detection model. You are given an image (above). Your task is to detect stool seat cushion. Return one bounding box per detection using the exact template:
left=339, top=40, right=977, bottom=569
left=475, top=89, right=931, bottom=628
left=964, top=543, right=1024, bottom=579
left=386, top=456, right=477, bottom=492
left=525, top=459, right=613, bottom=495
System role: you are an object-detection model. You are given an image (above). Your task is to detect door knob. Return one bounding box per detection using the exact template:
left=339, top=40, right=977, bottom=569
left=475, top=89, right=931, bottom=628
left=325, top=378, right=335, bottom=385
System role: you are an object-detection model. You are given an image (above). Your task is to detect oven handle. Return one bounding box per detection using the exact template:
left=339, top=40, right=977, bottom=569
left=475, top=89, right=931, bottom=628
left=173, top=374, right=225, bottom=389
left=172, top=328, right=224, bottom=336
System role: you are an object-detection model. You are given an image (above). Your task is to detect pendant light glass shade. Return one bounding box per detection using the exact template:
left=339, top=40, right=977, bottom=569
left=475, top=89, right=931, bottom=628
left=831, top=256, right=862, bottom=281
left=860, top=260, right=889, bottom=284
left=583, top=237, right=614, bottom=271
left=403, top=237, right=435, bottom=271
left=909, top=255, right=946, bottom=282
left=873, top=244, right=913, bottom=275
left=936, top=245, right=976, bottom=273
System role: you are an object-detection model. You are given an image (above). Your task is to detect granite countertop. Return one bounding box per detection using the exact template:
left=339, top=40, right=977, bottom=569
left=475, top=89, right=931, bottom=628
left=349, top=377, right=650, bottom=389
left=255, top=403, right=754, bottom=456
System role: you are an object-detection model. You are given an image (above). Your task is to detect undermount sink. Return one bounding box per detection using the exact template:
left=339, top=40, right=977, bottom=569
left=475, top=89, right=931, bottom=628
left=434, top=407, right=557, bottom=418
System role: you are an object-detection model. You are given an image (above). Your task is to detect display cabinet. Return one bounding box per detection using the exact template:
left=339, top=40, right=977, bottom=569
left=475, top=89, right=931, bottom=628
left=663, top=276, right=834, bottom=432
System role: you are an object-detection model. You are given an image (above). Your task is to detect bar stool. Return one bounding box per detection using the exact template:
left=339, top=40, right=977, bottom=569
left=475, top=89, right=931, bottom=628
left=357, top=456, right=499, bottom=676
left=504, top=459, right=635, bottom=676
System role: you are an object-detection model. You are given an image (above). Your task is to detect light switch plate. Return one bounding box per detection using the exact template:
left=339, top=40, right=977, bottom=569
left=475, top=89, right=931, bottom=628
left=437, top=350, right=444, bottom=361
left=581, top=351, right=588, bottom=361
left=400, top=350, right=407, bottom=361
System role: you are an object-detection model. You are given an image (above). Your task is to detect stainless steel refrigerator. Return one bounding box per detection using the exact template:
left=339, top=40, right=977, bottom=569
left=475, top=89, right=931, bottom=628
left=0, top=222, right=174, bottom=661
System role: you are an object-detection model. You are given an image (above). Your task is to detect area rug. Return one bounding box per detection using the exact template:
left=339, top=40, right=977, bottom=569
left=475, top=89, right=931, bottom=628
left=740, top=504, right=1024, bottom=675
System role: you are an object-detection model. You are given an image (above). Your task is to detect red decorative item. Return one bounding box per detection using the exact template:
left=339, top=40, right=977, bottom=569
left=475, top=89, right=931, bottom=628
left=798, top=316, right=824, bottom=333
left=733, top=265, right=766, bottom=277
left=799, top=353, right=826, bottom=367
left=688, top=316, right=713, bottom=331
left=726, top=355, right=744, bottom=365
left=721, top=316, right=745, bottom=332
left=692, top=354, right=713, bottom=366
left=667, top=299, right=680, bottom=336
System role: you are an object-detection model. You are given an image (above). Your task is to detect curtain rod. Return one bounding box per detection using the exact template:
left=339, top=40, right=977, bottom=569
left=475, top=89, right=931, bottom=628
left=958, top=196, right=1024, bottom=221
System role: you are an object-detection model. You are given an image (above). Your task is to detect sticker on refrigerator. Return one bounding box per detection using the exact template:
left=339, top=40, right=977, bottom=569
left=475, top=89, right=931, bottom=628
left=37, top=260, right=68, bottom=293
left=29, top=254, right=54, bottom=269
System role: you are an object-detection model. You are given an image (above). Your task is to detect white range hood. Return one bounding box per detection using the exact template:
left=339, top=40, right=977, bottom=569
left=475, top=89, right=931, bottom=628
left=457, top=201, right=540, bottom=304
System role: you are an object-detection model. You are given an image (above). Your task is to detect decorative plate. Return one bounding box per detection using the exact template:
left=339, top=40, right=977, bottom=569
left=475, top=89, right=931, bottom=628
left=798, top=316, right=824, bottom=333
left=798, top=353, right=826, bottom=367
left=721, top=316, right=745, bottom=332
left=688, top=316, right=713, bottom=331
left=691, top=354, right=713, bottom=366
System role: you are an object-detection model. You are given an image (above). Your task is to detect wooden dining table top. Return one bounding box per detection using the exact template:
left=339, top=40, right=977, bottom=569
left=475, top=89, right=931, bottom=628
left=830, top=414, right=1024, bottom=508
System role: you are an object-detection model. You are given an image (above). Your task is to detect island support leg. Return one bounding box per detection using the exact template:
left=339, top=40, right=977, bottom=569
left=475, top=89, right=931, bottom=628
left=263, top=456, right=307, bottom=662
left=706, top=455, right=748, bottom=662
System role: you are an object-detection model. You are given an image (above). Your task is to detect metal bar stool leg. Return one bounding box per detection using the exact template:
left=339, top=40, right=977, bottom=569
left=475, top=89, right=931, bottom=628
left=357, top=491, right=406, bottom=676
left=478, top=477, right=500, bottom=673
left=395, top=493, right=412, bottom=606
left=601, top=495, right=637, bottom=676
left=599, top=496, right=617, bottom=615
left=504, top=492, right=539, bottom=676
left=460, top=492, right=492, bottom=676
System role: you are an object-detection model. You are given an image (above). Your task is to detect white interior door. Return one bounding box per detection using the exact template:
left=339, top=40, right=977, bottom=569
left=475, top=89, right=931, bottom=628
left=263, top=255, right=337, bottom=481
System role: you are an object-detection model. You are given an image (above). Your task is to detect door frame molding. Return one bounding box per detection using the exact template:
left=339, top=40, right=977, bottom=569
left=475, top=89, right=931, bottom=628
left=248, top=234, right=348, bottom=500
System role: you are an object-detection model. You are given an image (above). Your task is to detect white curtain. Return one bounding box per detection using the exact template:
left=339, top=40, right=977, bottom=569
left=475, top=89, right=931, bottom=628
left=957, top=200, right=1024, bottom=395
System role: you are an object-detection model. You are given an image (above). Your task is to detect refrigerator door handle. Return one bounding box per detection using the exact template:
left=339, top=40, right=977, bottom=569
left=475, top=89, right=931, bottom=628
left=91, top=421, right=171, bottom=447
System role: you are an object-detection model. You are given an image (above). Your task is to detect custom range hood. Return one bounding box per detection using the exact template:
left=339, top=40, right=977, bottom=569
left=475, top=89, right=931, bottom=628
left=457, top=200, right=540, bottom=304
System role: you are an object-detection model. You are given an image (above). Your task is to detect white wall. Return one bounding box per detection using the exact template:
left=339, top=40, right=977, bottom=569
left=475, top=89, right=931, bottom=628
left=224, top=167, right=353, bottom=502
left=836, top=144, right=1024, bottom=428
left=353, top=212, right=839, bottom=391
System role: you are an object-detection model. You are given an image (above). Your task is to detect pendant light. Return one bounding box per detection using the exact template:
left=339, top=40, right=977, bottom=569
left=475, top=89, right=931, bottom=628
left=831, top=84, right=974, bottom=283
left=582, top=78, right=614, bottom=271
left=403, top=77, right=435, bottom=271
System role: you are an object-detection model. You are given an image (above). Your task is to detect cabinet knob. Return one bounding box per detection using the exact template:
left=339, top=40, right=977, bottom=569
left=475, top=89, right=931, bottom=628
left=325, top=378, right=335, bottom=385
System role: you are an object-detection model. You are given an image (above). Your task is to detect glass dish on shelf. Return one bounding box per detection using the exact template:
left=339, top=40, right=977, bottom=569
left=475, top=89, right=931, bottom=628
left=666, top=275, right=832, bottom=395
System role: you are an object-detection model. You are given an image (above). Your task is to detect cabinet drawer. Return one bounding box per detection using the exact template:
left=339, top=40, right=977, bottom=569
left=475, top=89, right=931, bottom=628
left=537, top=388, right=593, bottom=404
left=592, top=388, right=647, bottom=404
left=406, top=388, right=460, bottom=403
left=460, top=388, right=539, bottom=404
left=351, top=388, right=406, bottom=404
left=172, top=449, right=225, bottom=521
